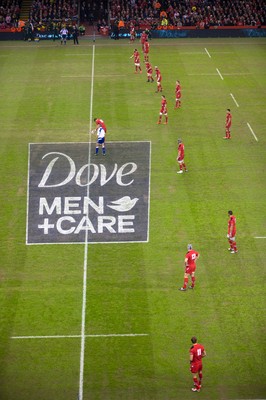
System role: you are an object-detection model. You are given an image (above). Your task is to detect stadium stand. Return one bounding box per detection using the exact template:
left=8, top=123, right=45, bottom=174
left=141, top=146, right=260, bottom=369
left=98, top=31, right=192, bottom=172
left=0, top=0, right=265, bottom=36
left=29, top=0, right=78, bottom=23
left=0, top=0, right=22, bottom=29
left=108, top=0, right=266, bottom=29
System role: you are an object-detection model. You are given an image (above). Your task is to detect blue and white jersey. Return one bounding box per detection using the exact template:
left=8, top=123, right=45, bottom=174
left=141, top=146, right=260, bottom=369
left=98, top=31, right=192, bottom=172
left=60, top=28, right=68, bottom=36
left=97, top=127, right=105, bottom=139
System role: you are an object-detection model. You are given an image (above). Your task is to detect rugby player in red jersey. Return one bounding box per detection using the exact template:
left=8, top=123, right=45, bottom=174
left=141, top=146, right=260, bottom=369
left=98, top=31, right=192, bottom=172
left=224, top=108, right=232, bottom=139
left=143, top=40, right=150, bottom=62
left=190, top=336, right=206, bottom=392
left=130, top=49, right=142, bottom=74
left=157, top=95, right=168, bottom=124
left=145, top=61, right=154, bottom=83
left=94, top=118, right=107, bottom=133
left=140, top=30, right=148, bottom=51
left=155, top=66, right=163, bottom=92
left=176, top=138, right=187, bottom=173
left=179, top=244, right=200, bottom=291
left=227, top=210, right=238, bottom=253
left=175, top=80, right=182, bottom=109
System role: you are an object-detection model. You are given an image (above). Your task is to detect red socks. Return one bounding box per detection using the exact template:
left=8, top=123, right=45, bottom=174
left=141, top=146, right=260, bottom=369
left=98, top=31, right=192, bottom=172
left=199, top=372, right=203, bottom=384
left=183, top=277, right=188, bottom=289
left=232, top=241, right=237, bottom=251
left=193, top=377, right=200, bottom=389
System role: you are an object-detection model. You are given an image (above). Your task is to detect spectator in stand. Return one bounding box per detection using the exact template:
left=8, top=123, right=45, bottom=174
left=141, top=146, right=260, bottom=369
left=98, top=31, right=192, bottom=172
left=79, top=24, right=85, bottom=35
left=154, top=1, right=161, bottom=16
left=29, top=0, right=78, bottom=26
left=0, top=1, right=22, bottom=29
left=118, top=19, right=125, bottom=29
left=13, top=0, right=265, bottom=34
left=5, top=14, right=12, bottom=27
left=160, top=10, right=167, bottom=19
left=107, top=0, right=265, bottom=30
left=161, top=16, right=168, bottom=26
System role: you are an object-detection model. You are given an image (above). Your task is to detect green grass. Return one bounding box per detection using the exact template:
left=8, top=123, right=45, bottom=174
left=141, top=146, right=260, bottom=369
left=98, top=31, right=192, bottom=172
left=0, top=37, right=266, bottom=400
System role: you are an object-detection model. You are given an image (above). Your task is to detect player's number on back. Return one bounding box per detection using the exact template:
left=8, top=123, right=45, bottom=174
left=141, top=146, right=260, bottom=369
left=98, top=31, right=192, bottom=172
left=197, top=349, right=202, bottom=356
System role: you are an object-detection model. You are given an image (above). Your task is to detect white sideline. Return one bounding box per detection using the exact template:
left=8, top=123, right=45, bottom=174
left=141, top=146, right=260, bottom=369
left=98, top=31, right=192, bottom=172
left=78, top=44, right=95, bottom=400
left=247, top=122, right=258, bottom=142
left=11, top=334, right=149, bottom=339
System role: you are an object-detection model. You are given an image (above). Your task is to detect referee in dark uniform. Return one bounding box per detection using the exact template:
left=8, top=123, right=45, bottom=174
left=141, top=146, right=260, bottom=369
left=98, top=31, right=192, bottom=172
left=72, top=25, right=79, bottom=45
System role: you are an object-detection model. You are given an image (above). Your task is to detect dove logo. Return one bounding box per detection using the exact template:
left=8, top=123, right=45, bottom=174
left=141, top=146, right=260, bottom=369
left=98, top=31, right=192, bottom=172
left=27, top=142, right=151, bottom=244
left=107, top=197, right=138, bottom=212
left=38, top=152, right=137, bottom=188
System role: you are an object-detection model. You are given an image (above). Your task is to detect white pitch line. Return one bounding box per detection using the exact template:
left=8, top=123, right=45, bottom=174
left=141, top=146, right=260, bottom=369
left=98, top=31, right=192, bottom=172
left=187, top=73, right=217, bottom=76
left=0, top=41, right=263, bottom=50
left=188, top=72, right=251, bottom=77
left=223, top=72, right=252, bottom=75
left=88, top=333, right=149, bottom=338
left=230, top=93, right=240, bottom=107
left=61, top=75, right=126, bottom=78
left=78, top=45, right=95, bottom=400
left=65, top=54, right=89, bottom=56
left=216, top=68, right=224, bottom=80
left=61, top=75, right=91, bottom=78
left=254, top=237, right=266, bottom=239
left=180, top=52, right=205, bottom=55
left=247, top=122, right=258, bottom=142
left=205, top=47, right=211, bottom=58
left=12, top=335, right=81, bottom=339
left=210, top=52, right=234, bottom=54
left=11, top=333, right=149, bottom=339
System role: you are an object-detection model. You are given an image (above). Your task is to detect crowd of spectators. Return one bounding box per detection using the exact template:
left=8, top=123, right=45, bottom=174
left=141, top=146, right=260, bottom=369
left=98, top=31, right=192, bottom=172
left=0, top=0, right=22, bottom=29
left=108, top=0, right=266, bottom=29
left=20, top=0, right=80, bottom=35
left=29, top=0, right=78, bottom=23
left=80, top=1, right=108, bottom=25
left=1, top=0, right=265, bottom=34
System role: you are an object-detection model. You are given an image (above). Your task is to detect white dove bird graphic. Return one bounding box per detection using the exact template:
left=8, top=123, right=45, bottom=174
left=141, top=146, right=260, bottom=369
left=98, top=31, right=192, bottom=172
left=107, top=196, right=139, bottom=212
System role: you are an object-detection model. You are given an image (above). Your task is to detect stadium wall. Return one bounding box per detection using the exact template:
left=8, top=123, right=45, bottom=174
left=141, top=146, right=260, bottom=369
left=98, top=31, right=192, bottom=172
left=0, top=27, right=266, bottom=41
left=115, top=27, right=266, bottom=39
